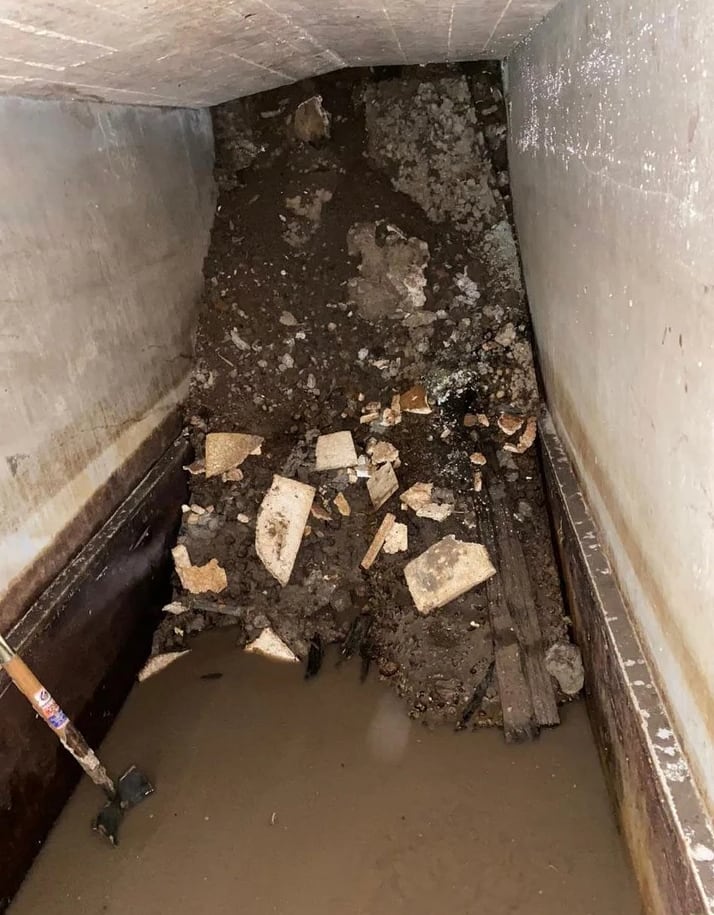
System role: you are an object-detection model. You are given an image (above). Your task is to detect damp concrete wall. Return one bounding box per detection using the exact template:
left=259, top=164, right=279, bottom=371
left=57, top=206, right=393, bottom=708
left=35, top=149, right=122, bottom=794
left=507, top=0, right=714, bottom=815
left=0, top=97, right=215, bottom=631
left=0, top=1, right=559, bottom=106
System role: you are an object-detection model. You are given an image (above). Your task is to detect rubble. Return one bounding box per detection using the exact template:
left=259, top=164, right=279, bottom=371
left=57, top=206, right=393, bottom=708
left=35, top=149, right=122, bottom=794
left=315, top=431, right=358, bottom=471
left=503, top=416, right=538, bottom=454
left=347, top=222, right=429, bottom=320
left=383, top=522, right=408, bottom=554
left=367, top=462, right=399, bottom=509
left=255, top=475, right=316, bottom=586
left=400, top=482, right=434, bottom=512
left=361, top=513, right=396, bottom=570
left=404, top=536, right=496, bottom=615
left=293, top=95, right=331, bottom=143
left=205, top=432, right=264, bottom=478
left=246, top=628, right=299, bottom=663
left=172, top=545, right=227, bottom=594
left=366, top=439, right=399, bottom=465
left=174, top=65, right=572, bottom=728
left=138, top=651, right=190, bottom=682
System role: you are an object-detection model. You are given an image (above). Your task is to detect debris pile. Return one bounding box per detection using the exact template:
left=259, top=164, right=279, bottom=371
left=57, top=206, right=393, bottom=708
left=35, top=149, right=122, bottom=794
left=147, top=65, right=581, bottom=732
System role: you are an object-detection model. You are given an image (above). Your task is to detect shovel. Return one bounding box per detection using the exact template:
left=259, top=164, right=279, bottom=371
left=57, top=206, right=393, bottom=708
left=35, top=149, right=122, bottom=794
left=0, top=633, right=153, bottom=845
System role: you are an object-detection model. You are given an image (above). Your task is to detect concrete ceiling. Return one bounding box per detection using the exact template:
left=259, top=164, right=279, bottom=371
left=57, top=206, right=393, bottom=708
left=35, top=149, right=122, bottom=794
left=0, top=1, right=559, bottom=107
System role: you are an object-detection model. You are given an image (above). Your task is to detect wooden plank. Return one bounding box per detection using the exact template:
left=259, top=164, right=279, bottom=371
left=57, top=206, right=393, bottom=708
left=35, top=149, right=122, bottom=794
left=540, top=412, right=714, bottom=915
left=489, top=484, right=560, bottom=727
left=476, top=489, right=537, bottom=742
left=360, top=513, right=396, bottom=570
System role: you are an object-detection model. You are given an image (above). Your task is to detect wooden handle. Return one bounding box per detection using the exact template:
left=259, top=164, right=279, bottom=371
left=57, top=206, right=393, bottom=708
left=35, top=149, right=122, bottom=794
left=2, top=653, right=116, bottom=798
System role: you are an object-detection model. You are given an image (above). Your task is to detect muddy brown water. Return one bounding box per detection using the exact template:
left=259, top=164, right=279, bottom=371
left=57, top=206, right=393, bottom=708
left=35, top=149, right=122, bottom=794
left=11, top=630, right=641, bottom=915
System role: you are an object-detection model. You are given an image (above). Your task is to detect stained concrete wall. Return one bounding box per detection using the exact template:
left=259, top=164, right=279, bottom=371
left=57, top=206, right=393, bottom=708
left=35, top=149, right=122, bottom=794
left=0, top=97, right=215, bottom=630
left=0, top=1, right=559, bottom=106
left=508, top=0, right=714, bottom=815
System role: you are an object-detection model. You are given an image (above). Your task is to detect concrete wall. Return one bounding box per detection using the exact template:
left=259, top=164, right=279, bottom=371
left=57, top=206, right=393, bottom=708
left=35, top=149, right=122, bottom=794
left=0, top=97, right=215, bottom=630
left=508, top=0, right=714, bottom=815
left=0, top=0, right=559, bottom=106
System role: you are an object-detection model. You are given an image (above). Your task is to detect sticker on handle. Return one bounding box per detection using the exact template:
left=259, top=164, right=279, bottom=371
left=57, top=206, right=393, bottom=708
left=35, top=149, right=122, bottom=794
left=33, top=688, right=69, bottom=731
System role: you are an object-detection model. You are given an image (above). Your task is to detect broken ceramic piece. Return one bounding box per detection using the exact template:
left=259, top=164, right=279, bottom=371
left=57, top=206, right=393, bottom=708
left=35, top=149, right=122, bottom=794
left=383, top=522, right=408, bottom=554
left=400, top=384, right=432, bottom=414
left=333, top=492, right=351, bottom=516
left=245, top=628, right=299, bottom=663
left=138, top=651, right=190, bottom=682
left=255, top=475, right=316, bottom=586
left=361, top=513, right=396, bottom=570
left=367, top=462, right=399, bottom=509
left=315, top=431, right=359, bottom=471
left=416, top=502, right=453, bottom=522
left=205, top=432, right=264, bottom=478
left=172, top=545, right=227, bottom=594
left=404, top=535, right=496, bottom=614
left=503, top=416, right=537, bottom=454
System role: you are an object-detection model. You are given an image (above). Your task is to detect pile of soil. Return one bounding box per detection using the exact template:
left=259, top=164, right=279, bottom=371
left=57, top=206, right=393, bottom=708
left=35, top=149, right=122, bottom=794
left=156, top=64, right=575, bottom=729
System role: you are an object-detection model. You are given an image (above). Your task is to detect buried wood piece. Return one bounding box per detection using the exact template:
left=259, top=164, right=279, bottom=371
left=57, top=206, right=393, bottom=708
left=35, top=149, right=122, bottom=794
left=245, top=628, right=299, bottom=662
left=138, top=651, right=190, bottom=682
left=400, top=383, right=432, bottom=414
left=172, top=545, right=227, bottom=594
left=475, top=484, right=537, bottom=741
left=315, top=431, right=358, bottom=470
left=367, top=462, right=399, bottom=509
left=383, top=521, right=408, bottom=554
left=503, top=416, right=537, bottom=454
left=333, top=492, right=351, bottom=516
left=205, top=432, right=264, bottom=478
left=489, top=483, right=559, bottom=727
left=255, top=475, right=316, bottom=586
left=361, top=513, right=396, bottom=570
left=404, top=535, right=496, bottom=615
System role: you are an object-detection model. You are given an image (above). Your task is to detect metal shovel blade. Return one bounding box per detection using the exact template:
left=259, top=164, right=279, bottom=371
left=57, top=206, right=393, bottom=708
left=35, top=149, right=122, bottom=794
left=93, top=766, right=154, bottom=846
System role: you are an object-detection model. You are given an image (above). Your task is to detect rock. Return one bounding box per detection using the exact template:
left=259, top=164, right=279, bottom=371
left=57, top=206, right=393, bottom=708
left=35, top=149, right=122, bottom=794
left=255, top=475, right=316, bottom=586
left=545, top=642, right=585, bottom=696
left=361, top=513, right=396, bottom=570
left=383, top=522, right=408, bottom=554
left=205, top=432, right=264, bottom=477
left=172, top=545, right=227, bottom=594
left=315, top=431, right=358, bottom=471
left=503, top=416, right=537, bottom=454
left=293, top=95, right=331, bottom=143
left=279, top=310, right=298, bottom=326
left=245, top=628, right=299, bottom=663
left=400, top=383, right=432, bottom=414
left=404, top=535, right=496, bottom=614
left=469, top=452, right=487, bottom=466
left=138, top=651, right=190, bottom=682
left=367, top=462, right=399, bottom=509
left=497, top=413, right=524, bottom=436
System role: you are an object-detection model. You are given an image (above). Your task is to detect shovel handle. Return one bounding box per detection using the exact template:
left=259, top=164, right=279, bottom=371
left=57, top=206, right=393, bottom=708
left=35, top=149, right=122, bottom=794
left=1, top=640, right=116, bottom=799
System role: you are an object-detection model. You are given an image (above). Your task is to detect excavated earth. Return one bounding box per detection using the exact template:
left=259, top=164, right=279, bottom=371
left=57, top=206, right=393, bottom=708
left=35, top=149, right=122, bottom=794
left=157, top=64, right=575, bottom=729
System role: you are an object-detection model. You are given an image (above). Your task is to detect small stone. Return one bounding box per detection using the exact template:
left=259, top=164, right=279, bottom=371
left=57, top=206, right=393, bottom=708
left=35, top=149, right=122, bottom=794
left=545, top=643, right=585, bottom=696
left=333, top=492, right=351, bottom=516
left=279, top=311, right=298, bottom=326
left=400, top=383, right=432, bottom=414
left=205, top=432, right=263, bottom=478
left=293, top=95, right=331, bottom=143
left=383, top=522, right=408, bottom=553
left=470, top=452, right=487, bottom=466
left=497, top=413, right=524, bottom=436
left=172, top=545, right=227, bottom=595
